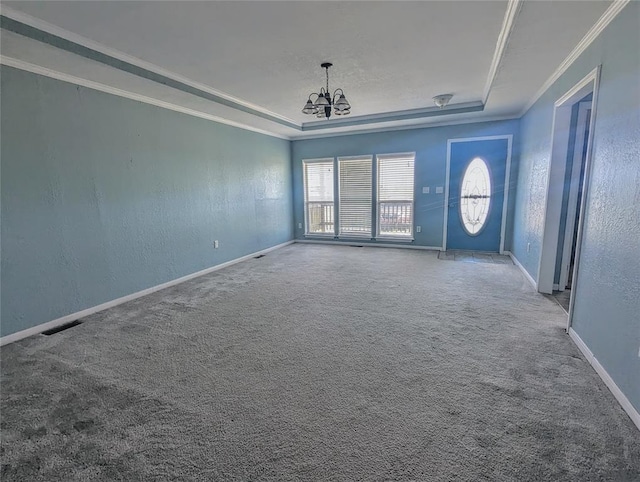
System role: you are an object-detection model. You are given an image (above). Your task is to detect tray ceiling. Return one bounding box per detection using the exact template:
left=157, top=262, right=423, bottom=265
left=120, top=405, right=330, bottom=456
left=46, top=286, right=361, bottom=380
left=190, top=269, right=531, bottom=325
left=0, top=1, right=615, bottom=138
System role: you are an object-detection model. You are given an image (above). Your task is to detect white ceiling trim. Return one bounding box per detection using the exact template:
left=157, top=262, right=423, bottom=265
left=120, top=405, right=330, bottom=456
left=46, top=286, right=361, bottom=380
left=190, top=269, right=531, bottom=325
left=483, top=0, right=523, bottom=104
left=520, top=0, right=630, bottom=115
left=0, top=56, right=290, bottom=140
left=0, top=4, right=298, bottom=126
left=292, top=115, right=519, bottom=141
left=0, top=54, right=516, bottom=142
left=301, top=102, right=484, bottom=131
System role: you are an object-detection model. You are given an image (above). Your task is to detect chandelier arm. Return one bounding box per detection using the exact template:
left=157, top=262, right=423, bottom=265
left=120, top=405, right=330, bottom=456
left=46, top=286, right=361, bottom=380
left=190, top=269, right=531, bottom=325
left=332, top=88, right=344, bottom=102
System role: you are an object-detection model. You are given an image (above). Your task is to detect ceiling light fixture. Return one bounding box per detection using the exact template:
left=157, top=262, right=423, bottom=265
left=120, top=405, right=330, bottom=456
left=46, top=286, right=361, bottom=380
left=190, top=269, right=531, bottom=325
left=302, top=62, right=351, bottom=119
left=433, top=94, right=454, bottom=109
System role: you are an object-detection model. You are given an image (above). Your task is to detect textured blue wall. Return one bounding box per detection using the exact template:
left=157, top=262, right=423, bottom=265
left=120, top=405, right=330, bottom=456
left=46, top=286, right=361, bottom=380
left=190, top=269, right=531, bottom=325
left=512, top=2, right=639, bottom=411
left=292, top=120, right=520, bottom=249
left=1, top=66, right=293, bottom=337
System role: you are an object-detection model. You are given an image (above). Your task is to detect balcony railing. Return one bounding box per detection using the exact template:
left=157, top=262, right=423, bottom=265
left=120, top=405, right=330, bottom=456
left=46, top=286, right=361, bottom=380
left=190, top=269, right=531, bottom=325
left=307, top=202, right=334, bottom=234
left=306, top=201, right=412, bottom=237
left=378, top=201, right=413, bottom=236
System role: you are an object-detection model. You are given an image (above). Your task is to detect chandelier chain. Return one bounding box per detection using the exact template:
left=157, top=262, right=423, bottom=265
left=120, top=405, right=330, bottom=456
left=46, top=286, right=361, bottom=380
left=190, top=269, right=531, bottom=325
left=326, top=66, right=329, bottom=93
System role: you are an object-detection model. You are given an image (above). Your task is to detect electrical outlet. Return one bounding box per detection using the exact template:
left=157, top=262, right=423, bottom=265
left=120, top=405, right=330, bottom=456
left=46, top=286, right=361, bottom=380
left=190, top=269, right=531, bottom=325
left=422, top=186, right=430, bottom=194
left=416, top=226, right=422, bottom=233
left=214, top=240, right=219, bottom=249
left=527, top=242, right=530, bottom=253
left=298, top=223, right=302, bottom=229
left=435, top=186, right=444, bottom=194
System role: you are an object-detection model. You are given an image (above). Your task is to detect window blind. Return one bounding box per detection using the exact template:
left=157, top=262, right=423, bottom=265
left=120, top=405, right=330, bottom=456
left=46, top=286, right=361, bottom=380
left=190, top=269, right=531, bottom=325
left=377, top=154, right=415, bottom=237
left=338, top=156, right=372, bottom=237
left=303, top=159, right=335, bottom=235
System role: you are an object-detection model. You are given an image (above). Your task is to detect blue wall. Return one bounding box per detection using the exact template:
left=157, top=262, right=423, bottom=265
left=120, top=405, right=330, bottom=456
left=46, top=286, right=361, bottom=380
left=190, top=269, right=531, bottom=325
left=1, top=66, right=293, bottom=337
left=512, top=2, right=640, bottom=412
left=292, top=120, right=520, bottom=249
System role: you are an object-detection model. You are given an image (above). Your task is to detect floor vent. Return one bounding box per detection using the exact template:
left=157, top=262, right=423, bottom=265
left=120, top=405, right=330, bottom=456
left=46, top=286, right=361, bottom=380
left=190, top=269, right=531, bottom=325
left=42, top=320, right=83, bottom=336
left=254, top=254, right=266, bottom=259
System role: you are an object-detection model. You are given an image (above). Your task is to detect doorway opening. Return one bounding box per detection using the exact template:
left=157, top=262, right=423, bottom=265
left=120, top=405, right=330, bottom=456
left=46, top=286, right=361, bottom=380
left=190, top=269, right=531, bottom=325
left=553, top=97, right=592, bottom=311
left=537, top=67, right=600, bottom=330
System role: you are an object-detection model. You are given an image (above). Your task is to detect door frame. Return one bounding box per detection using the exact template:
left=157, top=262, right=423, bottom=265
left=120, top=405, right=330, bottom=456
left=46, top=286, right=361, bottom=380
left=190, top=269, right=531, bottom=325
left=557, top=100, right=592, bottom=292
left=443, top=135, right=513, bottom=253
left=536, top=66, right=600, bottom=333
left=537, top=67, right=600, bottom=303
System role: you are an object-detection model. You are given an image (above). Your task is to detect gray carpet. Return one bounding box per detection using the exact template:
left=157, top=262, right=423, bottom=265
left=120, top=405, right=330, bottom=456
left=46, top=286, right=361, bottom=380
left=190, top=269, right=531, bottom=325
left=548, top=289, right=572, bottom=313
left=1, top=244, right=639, bottom=481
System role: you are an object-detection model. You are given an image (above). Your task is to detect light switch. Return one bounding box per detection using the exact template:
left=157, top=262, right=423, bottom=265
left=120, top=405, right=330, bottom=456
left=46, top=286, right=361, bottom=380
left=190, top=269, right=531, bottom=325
left=422, top=186, right=430, bottom=194
left=435, top=186, right=444, bottom=194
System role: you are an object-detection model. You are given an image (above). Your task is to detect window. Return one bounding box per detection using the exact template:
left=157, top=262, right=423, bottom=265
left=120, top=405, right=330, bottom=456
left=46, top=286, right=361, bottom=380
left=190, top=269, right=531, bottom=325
left=338, top=156, right=372, bottom=237
left=460, top=157, right=491, bottom=235
left=303, top=159, right=335, bottom=235
left=377, top=153, right=415, bottom=238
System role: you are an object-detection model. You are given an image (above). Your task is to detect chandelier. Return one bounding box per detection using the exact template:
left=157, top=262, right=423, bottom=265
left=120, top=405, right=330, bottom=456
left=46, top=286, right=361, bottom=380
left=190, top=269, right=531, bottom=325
left=301, top=62, right=351, bottom=119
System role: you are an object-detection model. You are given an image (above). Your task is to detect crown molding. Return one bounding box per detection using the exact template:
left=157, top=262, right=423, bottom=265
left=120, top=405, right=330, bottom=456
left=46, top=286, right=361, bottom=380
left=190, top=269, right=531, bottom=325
left=0, top=5, right=299, bottom=127
left=483, top=0, right=523, bottom=104
left=0, top=56, right=291, bottom=140
left=291, top=114, right=520, bottom=141
left=301, top=102, right=484, bottom=130
left=520, top=0, right=630, bottom=116
left=1, top=56, right=517, bottom=142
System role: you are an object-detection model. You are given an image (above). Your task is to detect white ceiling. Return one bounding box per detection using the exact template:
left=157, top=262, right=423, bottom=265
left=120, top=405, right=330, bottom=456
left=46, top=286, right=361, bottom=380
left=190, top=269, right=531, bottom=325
left=0, top=1, right=614, bottom=138
left=488, top=0, right=613, bottom=115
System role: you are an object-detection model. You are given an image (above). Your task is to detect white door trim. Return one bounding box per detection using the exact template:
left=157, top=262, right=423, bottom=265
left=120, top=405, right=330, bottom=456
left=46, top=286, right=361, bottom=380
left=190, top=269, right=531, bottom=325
left=566, top=68, right=601, bottom=331
left=558, top=100, right=592, bottom=292
left=537, top=66, right=600, bottom=302
left=443, top=135, right=513, bottom=253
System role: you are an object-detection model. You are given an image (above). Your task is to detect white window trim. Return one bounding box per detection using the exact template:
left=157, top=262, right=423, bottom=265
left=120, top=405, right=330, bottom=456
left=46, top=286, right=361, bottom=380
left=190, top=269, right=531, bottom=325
left=337, top=155, right=374, bottom=239
left=302, top=158, right=336, bottom=236
left=375, top=152, right=416, bottom=241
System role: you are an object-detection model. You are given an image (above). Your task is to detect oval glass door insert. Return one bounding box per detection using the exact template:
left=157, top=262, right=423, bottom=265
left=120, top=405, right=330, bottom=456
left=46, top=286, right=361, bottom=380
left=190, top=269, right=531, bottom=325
left=460, top=157, right=491, bottom=235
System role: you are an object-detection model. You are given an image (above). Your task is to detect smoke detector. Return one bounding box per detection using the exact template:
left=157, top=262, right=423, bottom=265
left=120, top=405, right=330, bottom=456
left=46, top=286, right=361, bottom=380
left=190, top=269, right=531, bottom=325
left=433, top=94, right=453, bottom=109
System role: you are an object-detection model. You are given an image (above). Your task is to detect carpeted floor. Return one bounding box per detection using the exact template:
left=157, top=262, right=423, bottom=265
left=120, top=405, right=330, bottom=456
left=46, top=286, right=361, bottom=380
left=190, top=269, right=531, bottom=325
left=549, top=289, right=572, bottom=313
left=1, top=244, right=639, bottom=481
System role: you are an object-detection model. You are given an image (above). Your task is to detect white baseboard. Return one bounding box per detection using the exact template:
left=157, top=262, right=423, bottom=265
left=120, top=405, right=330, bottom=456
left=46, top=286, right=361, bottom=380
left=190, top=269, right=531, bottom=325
left=505, top=250, right=537, bottom=289
left=295, top=239, right=443, bottom=251
left=0, top=240, right=294, bottom=346
left=569, top=327, right=640, bottom=431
